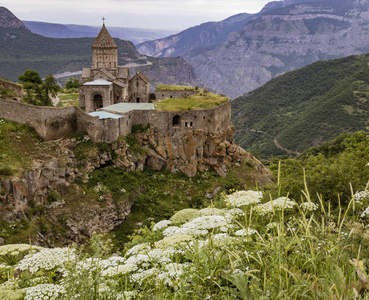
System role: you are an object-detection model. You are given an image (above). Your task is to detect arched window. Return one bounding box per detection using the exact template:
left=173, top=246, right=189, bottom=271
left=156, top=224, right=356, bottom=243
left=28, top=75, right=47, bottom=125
left=94, top=94, right=103, bottom=111
left=172, top=115, right=181, bottom=126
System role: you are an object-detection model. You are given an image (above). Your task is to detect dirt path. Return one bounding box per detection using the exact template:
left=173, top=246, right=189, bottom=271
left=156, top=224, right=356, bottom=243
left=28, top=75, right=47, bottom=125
left=238, top=128, right=302, bottom=156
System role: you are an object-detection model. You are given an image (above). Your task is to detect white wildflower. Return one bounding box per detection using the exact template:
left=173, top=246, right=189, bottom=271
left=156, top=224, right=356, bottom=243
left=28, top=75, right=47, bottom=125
left=182, top=215, right=230, bottom=230
left=155, top=235, right=193, bottom=249
left=255, top=197, right=295, bottom=216
left=355, top=191, right=369, bottom=205
left=17, top=248, right=76, bottom=273
left=153, top=220, right=172, bottom=231
left=235, top=228, right=258, bottom=236
left=170, top=209, right=201, bottom=224
left=131, top=267, right=158, bottom=284
left=225, top=190, right=263, bottom=207
left=24, top=284, right=66, bottom=300
left=299, top=202, right=319, bottom=211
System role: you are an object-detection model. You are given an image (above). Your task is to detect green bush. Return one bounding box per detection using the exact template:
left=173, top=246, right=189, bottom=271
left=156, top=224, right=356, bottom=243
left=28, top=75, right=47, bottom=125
left=0, top=167, right=13, bottom=176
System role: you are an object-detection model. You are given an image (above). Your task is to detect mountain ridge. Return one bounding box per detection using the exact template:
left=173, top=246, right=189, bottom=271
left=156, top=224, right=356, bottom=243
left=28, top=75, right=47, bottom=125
left=23, top=20, right=177, bottom=45
left=137, top=0, right=369, bottom=98
left=0, top=7, right=204, bottom=89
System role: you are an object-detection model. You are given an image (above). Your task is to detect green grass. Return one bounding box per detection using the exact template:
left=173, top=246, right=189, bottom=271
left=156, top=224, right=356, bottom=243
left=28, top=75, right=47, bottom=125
left=56, top=92, right=79, bottom=107
left=0, top=118, right=61, bottom=178
left=155, top=92, right=228, bottom=111
left=156, top=84, right=195, bottom=91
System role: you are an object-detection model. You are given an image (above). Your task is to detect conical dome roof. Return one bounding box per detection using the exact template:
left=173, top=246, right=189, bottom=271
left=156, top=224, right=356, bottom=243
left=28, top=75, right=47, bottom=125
left=92, top=24, right=117, bottom=49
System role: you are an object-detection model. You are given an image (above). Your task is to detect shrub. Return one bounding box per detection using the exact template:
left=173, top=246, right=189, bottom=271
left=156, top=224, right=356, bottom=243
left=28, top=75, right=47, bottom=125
left=0, top=167, right=13, bottom=177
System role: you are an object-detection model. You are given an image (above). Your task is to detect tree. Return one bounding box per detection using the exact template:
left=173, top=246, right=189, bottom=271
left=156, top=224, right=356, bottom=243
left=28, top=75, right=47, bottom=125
left=65, top=77, right=81, bottom=90
left=18, top=70, right=60, bottom=106
left=18, top=69, right=42, bottom=84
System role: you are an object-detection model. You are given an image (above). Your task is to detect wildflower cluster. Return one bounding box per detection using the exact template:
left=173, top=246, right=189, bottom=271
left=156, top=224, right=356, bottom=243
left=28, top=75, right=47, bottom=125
left=224, top=190, right=263, bottom=207
left=17, top=248, right=75, bottom=273
left=255, top=197, right=295, bottom=216
left=24, top=284, right=65, bottom=300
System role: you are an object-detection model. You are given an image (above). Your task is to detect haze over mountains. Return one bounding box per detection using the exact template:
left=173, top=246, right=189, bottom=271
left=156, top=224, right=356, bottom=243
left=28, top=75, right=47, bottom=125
left=0, top=7, right=203, bottom=88
left=23, top=21, right=177, bottom=45
left=138, top=0, right=369, bottom=98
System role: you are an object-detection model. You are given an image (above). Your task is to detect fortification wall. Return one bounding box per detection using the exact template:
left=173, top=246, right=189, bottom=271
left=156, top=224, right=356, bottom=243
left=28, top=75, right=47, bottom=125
left=0, top=99, right=232, bottom=144
left=0, top=79, right=23, bottom=98
left=0, top=99, right=77, bottom=140
left=130, top=100, right=232, bottom=136
left=155, top=90, right=199, bottom=101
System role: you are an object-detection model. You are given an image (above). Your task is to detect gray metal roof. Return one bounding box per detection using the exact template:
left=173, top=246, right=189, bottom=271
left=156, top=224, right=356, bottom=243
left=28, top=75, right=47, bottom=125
left=101, top=103, right=155, bottom=114
left=84, top=79, right=112, bottom=86
left=88, top=111, right=123, bottom=119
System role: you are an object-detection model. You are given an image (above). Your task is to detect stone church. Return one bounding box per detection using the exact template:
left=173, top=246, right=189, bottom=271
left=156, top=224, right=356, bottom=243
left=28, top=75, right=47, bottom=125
left=79, top=24, right=150, bottom=113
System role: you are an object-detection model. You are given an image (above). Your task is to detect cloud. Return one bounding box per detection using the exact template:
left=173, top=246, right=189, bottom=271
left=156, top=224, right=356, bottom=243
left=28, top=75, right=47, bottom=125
left=2, top=0, right=271, bottom=29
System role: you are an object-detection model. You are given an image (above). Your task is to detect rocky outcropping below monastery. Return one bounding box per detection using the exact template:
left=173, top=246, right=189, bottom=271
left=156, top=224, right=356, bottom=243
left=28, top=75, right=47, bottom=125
left=113, top=125, right=246, bottom=177
left=0, top=125, right=263, bottom=245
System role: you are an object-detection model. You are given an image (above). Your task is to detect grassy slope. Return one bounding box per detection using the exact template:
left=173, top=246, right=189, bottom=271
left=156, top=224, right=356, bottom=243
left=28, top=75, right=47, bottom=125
left=232, top=54, right=369, bottom=158
left=155, top=92, right=228, bottom=111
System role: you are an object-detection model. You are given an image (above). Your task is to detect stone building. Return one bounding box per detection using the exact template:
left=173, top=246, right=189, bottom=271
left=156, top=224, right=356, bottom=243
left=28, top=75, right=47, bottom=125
left=79, top=24, right=150, bottom=113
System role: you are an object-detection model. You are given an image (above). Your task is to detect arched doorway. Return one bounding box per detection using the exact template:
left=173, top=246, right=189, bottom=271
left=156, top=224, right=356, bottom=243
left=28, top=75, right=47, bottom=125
left=94, top=94, right=103, bottom=111
left=172, top=115, right=181, bottom=126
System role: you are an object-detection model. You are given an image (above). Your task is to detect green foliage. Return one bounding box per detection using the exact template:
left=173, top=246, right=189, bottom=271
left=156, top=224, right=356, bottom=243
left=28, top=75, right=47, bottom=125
left=156, top=84, right=195, bottom=91
left=65, top=77, right=81, bottom=90
left=47, top=189, right=60, bottom=203
left=0, top=289, right=25, bottom=300
left=0, top=88, right=14, bottom=98
left=232, top=54, right=369, bottom=158
left=267, top=131, right=369, bottom=207
left=19, top=70, right=60, bottom=106
left=155, top=92, right=228, bottom=111
left=131, top=123, right=150, bottom=134
left=0, top=167, right=13, bottom=176
left=18, top=69, right=42, bottom=84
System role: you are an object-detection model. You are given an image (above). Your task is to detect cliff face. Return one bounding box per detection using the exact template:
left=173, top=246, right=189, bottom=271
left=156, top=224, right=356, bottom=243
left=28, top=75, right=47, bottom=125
left=137, top=0, right=369, bottom=98
left=0, top=125, right=268, bottom=245
left=0, top=148, right=131, bottom=246
left=113, top=125, right=248, bottom=178
left=130, top=57, right=205, bottom=90
left=186, top=0, right=369, bottom=98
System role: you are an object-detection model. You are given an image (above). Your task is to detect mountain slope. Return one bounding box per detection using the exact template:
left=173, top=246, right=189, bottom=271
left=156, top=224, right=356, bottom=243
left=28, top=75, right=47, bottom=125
left=0, top=7, right=203, bottom=88
left=23, top=21, right=177, bottom=45
left=187, top=0, right=369, bottom=98
left=136, top=12, right=262, bottom=58
left=232, top=54, right=369, bottom=158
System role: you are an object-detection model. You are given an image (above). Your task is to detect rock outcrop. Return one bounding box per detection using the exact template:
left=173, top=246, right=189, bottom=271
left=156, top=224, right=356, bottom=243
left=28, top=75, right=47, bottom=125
left=0, top=125, right=255, bottom=245
left=112, top=125, right=246, bottom=177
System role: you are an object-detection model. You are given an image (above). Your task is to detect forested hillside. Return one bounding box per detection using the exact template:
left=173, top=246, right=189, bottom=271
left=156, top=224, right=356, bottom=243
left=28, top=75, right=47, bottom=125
left=232, top=54, right=369, bottom=158
left=0, top=7, right=204, bottom=88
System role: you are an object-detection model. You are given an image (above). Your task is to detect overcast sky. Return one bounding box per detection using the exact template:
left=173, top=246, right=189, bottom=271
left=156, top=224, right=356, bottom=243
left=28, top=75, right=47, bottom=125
left=2, top=0, right=272, bottom=31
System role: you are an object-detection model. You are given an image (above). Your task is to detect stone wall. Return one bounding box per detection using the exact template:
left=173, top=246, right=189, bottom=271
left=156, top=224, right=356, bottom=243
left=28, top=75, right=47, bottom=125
left=0, top=78, right=23, bottom=98
left=0, top=98, right=232, bottom=144
left=131, top=100, right=232, bottom=136
left=0, top=99, right=77, bottom=140
left=155, top=90, right=199, bottom=101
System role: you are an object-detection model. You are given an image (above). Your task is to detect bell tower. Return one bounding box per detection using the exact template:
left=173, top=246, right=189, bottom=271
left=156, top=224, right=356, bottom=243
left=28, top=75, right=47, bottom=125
left=92, top=20, right=118, bottom=70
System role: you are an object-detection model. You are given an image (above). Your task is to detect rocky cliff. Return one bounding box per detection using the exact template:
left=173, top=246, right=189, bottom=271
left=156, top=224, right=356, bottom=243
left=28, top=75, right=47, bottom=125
left=0, top=125, right=267, bottom=246
left=0, top=146, right=131, bottom=246
left=186, top=0, right=369, bottom=98
left=137, top=0, right=369, bottom=98
left=112, top=125, right=247, bottom=178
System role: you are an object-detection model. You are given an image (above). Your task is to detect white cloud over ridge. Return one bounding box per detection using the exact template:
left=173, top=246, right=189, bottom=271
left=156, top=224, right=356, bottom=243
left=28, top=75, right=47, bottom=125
left=2, top=0, right=271, bottom=30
